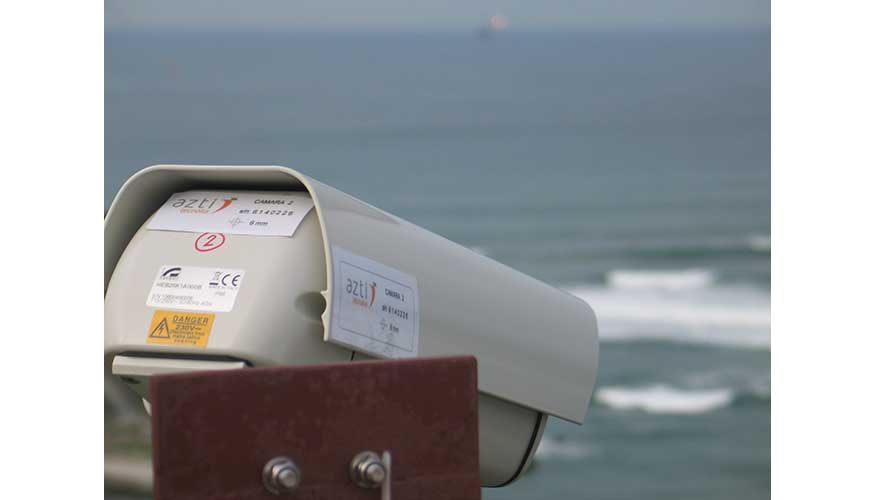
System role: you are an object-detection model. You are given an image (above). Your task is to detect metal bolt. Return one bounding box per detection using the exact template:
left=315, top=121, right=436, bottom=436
left=350, top=451, right=387, bottom=488
left=364, top=462, right=386, bottom=484
left=263, top=456, right=301, bottom=495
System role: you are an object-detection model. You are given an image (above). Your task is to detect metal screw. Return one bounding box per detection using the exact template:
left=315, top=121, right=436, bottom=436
left=263, top=456, right=301, bottom=495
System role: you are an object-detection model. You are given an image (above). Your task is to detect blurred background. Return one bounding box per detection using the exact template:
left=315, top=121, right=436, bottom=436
left=105, top=1, right=770, bottom=499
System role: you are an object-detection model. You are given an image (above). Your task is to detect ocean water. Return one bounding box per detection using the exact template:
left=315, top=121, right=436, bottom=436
left=106, top=30, right=770, bottom=499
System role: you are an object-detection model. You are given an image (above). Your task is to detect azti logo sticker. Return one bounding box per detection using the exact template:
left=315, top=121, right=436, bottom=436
left=346, top=278, right=378, bottom=309
left=170, top=195, right=237, bottom=214
left=330, top=246, right=420, bottom=359
left=195, top=232, right=226, bottom=252
left=147, top=190, right=315, bottom=237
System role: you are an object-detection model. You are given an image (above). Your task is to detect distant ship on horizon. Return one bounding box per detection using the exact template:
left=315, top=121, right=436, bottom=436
left=478, top=14, right=509, bottom=39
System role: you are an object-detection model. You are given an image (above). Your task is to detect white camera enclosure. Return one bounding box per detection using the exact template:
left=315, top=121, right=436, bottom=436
left=104, top=165, right=599, bottom=486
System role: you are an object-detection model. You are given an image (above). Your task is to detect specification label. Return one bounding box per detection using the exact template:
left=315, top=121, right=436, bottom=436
left=147, top=265, right=245, bottom=313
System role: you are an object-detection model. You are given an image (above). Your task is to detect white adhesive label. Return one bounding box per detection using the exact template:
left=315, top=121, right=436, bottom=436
left=147, top=265, right=245, bottom=313
left=329, top=246, right=420, bottom=359
left=147, top=191, right=314, bottom=237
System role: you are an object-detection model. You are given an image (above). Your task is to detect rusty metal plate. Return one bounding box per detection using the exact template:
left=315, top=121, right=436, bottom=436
left=150, top=356, right=480, bottom=499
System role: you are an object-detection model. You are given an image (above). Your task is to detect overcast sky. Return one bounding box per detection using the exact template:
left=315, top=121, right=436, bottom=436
left=105, top=0, right=769, bottom=32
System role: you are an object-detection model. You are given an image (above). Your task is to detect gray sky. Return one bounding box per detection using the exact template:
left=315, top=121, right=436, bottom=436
left=106, top=0, right=769, bottom=32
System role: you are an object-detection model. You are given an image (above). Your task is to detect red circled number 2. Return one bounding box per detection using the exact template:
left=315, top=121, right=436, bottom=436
left=194, top=232, right=226, bottom=252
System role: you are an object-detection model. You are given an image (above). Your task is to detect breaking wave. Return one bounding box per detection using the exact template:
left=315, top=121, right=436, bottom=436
left=747, top=234, right=771, bottom=252
left=534, top=436, right=596, bottom=461
left=607, top=269, right=715, bottom=291
left=595, top=385, right=736, bottom=414
left=567, top=269, right=770, bottom=349
left=467, top=245, right=490, bottom=257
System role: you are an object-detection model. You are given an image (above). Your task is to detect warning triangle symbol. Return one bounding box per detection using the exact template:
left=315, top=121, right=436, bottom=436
left=149, top=318, right=172, bottom=339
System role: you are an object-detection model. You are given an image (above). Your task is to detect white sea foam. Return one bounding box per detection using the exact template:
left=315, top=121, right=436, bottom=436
left=567, top=272, right=770, bottom=349
left=534, top=436, right=595, bottom=461
left=747, top=234, right=771, bottom=252
left=595, top=384, right=733, bottom=414
left=468, top=245, right=490, bottom=256
left=607, top=269, right=715, bottom=291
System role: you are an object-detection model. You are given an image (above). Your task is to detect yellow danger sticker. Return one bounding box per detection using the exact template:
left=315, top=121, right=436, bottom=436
left=147, top=310, right=215, bottom=347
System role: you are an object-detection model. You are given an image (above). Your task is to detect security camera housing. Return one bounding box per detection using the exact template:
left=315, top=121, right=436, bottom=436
left=105, top=165, right=599, bottom=487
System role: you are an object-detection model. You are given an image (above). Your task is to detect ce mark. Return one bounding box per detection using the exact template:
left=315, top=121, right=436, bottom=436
left=211, top=273, right=242, bottom=288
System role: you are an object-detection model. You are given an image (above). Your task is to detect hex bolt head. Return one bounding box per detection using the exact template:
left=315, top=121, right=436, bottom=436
left=276, top=467, right=301, bottom=490
left=263, top=457, right=301, bottom=495
left=350, top=451, right=387, bottom=489
left=364, top=462, right=386, bottom=484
